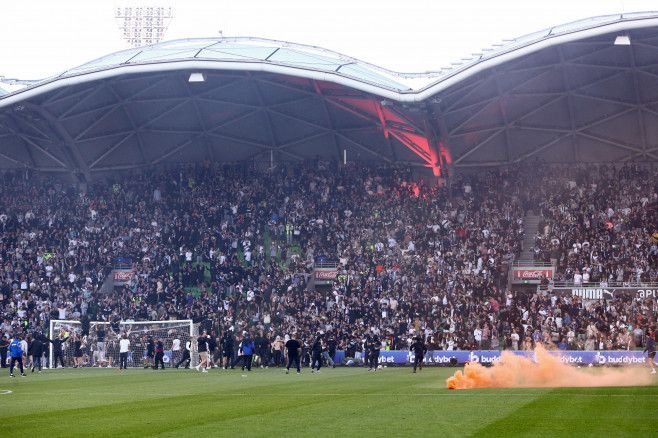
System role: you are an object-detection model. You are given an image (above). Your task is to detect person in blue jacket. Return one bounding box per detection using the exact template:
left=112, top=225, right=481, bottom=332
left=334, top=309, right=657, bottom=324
left=240, top=332, right=255, bottom=371
left=9, top=333, right=26, bottom=377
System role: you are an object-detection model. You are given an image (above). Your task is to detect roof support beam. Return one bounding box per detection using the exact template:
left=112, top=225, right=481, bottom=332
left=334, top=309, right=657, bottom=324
left=558, top=46, right=579, bottom=162
left=106, top=82, right=148, bottom=164
left=89, top=133, right=135, bottom=169
left=2, top=118, right=68, bottom=168
left=577, top=132, right=649, bottom=155
left=628, top=35, right=650, bottom=161
left=334, top=132, right=393, bottom=163
left=453, top=128, right=504, bottom=164
left=513, top=132, right=572, bottom=163
left=22, top=102, right=91, bottom=181
left=492, top=68, right=513, bottom=163
left=313, top=80, right=342, bottom=161
left=246, top=72, right=279, bottom=160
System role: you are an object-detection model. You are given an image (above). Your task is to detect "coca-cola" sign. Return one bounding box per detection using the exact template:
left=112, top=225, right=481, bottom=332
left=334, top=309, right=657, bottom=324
left=314, top=269, right=337, bottom=280
left=113, top=270, right=134, bottom=282
left=511, top=268, right=554, bottom=283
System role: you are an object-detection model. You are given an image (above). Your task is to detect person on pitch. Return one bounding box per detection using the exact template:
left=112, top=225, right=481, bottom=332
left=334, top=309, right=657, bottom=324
left=643, top=329, right=656, bottom=374
left=9, top=333, right=26, bottom=377
left=410, top=336, right=428, bottom=373
left=310, top=334, right=324, bottom=373
left=119, top=333, right=130, bottom=370
left=144, top=335, right=155, bottom=369
left=154, top=338, right=165, bottom=370
left=285, top=333, right=301, bottom=374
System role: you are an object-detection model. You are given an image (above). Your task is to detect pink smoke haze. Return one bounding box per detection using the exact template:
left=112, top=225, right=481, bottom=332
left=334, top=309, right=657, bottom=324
left=446, top=347, right=654, bottom=389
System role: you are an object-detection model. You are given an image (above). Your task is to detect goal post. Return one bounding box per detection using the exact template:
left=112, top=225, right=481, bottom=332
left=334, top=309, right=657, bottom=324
left=49, top=319, right=200, bottom=369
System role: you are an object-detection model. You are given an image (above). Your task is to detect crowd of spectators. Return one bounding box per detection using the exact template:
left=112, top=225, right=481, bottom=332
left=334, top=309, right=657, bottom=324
left=0, top=159, right=656, bottom=365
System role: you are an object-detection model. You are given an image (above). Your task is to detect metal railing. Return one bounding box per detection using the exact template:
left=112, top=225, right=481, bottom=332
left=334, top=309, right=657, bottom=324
left=549, top=281, right=658, bottom=289
left=511, top=260, right=553, bottom=267
left=315, top=261, right=340, bottom=269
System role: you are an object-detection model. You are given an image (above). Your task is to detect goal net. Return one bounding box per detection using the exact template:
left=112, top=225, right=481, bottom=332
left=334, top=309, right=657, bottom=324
left=48, top=319, right=201, bottom=369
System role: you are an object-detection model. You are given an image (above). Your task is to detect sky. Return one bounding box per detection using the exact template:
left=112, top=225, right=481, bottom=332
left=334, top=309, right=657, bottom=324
left=1, top=0, right=657, bottom=87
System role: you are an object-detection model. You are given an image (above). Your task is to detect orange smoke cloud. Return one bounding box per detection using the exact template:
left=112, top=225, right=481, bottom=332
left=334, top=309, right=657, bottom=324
left=446, top=347, right=654, bottom=389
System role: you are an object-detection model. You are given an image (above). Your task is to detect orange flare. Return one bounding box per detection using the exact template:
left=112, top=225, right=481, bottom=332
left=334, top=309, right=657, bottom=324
left=446, top=346, right=654, bottom=389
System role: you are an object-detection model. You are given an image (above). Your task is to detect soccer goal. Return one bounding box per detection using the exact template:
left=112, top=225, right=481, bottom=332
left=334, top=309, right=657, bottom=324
left=48, top=319, right=200, bottom=369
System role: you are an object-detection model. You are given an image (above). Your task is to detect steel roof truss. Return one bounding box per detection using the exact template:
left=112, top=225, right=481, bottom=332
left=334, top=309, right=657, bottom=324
left=246, top=72, right=279, bottom=154
left=208, top=133, right=272, bottom=149
left=58, top=84, right=108, bottom=120
left=4, top=124, right=67, bottom=168
left=334, top=132, right=393, bottom=163
left=512, top=132, right=573, bottom=163
left=577, top=131, right=646, bottom=155
left=453, top=128, right=505, bottom=164
left=106, top=82, right=148, bottom=163
left=629, top=40, right=650, bottom=158
left=89, top=133, right=135, bottom=169
left=72, top=103, right=122, bottom=141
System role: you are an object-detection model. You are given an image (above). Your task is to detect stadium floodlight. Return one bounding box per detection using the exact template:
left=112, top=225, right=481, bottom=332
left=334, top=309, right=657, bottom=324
left=614, top=35, right=631, bottom=45
left=188, top=72, right=206, bottom=82
left=115, top=6, right=173, bottom=48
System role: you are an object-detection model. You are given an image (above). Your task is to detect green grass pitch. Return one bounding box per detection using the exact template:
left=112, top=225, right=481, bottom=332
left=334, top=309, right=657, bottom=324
left=1, top=366, right=656, bottom=437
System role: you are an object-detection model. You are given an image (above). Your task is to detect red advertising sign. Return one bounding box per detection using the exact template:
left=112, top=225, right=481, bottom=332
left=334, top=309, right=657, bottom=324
left=314, top=269, right=337, bottom=281
left=512, top=268, right=554, bottom=283
left=113, top=270, right=134, bottom=282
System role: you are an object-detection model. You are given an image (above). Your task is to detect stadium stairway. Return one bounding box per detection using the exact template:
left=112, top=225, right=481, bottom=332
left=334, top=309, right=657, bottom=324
left=518, top=213, right=541, bottom=264
left=99, top=270, right=115, bottom=294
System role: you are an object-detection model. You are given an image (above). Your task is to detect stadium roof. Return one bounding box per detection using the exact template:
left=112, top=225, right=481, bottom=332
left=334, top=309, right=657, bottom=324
left=1, top=12, right=658, bottom=182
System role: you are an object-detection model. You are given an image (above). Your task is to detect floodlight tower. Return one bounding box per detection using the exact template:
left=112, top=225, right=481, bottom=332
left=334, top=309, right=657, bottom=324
left=115, top=6, right=173, bottom=48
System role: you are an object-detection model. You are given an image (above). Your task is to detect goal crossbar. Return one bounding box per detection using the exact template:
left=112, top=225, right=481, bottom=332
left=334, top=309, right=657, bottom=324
left=48, top=319, right=199, bottom=369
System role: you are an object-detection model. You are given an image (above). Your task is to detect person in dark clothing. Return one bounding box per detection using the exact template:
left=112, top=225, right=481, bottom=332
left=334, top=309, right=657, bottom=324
left=175, top=338, right=192, bottom=369
left=369, top=334, right=381, bottom=371
left=255, top=332, right=270, bottom=368
left=310, top=335, right=323, bottom=373
left=196, top=330, right=211, bottom=372
left=221, top=330, right=234, bottom=369
left=326, top=335, right=337, bottom=368
left=95, top=323, right=107, bottom=367
left=72, top=334, right=83, bottom=368
left=364, top=334, right=373, bottom=370
left=28, top=334, right=44, bottom=373
left=364, top=332, right=380, bottom=371
left=144, top=336, right=155, bottom=369
left=0, top=335, right=9, bottom=368
left=231, top=335, right=244, bottom=370
left=206, top=334, right=217, bottom=368
left=643, top=330, right=656, bottom=374
left=81, top=314, right=90, bottom=337
left=50, top=333, right=69, bottom=368
left=410, top=336, right=428, bottom=373
left=285, top=335, right=301, bottom=374
left=301, top=339, right=311, bottom=368
left=153, top=339, right=165, bottom=370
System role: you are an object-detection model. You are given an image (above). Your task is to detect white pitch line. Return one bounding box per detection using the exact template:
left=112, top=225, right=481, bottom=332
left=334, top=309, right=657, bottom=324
left=7, top=392, right=658, bottom=397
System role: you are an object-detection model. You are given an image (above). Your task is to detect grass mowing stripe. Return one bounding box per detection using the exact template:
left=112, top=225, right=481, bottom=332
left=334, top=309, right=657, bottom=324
left=475, top=386, right=658, bottom=438
left=0, top=367, right=655, bottom=437
left=7, top=392, right=658, bottom=397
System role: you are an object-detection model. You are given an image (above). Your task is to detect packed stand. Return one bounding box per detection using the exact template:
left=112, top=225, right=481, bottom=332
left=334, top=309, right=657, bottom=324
left=0, top=160, right=656, bottom=369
